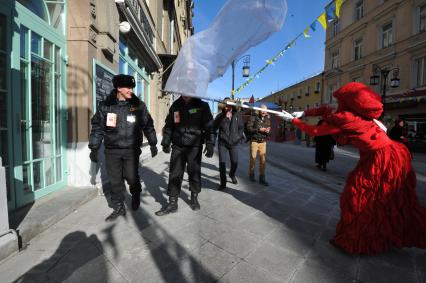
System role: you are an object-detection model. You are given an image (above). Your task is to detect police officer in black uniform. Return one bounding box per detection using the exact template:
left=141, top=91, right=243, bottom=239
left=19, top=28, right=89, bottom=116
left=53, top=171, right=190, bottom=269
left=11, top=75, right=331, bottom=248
left=89, top=74, right=158, bottom=221
left=155, top=95, right=215, bottom=216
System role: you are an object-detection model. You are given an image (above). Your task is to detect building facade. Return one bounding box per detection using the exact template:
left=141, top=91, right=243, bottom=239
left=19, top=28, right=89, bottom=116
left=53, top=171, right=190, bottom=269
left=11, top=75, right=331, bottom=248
left=0, top=0, right=194, bottom=214
left=323, top=0, right=426, bottom=151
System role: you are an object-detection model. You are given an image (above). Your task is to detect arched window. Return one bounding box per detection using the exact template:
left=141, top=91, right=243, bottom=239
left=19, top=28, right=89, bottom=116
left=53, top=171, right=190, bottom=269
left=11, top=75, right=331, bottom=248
left=17, top=0, right=66, bottom=34
left=17, top=0, right=49, bottom=22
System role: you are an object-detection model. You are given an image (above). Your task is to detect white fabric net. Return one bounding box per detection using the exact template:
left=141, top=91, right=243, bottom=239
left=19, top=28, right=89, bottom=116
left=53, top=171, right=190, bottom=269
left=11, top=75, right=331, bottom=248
left=164, top=0, right=288, bottom=99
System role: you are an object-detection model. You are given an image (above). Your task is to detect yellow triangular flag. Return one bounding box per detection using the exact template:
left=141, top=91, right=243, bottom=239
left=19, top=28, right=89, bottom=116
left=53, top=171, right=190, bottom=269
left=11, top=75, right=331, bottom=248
left=303, top=27, right=311, bottom=38
left=317, top=13, right=327, bottom=30
left=335, top=0, right=344, bottom=18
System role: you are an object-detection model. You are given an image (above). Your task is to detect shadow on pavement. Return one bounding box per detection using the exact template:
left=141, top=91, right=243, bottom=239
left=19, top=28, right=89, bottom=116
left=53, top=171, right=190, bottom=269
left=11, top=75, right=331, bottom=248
left=15, top=232, right=108, bottom=283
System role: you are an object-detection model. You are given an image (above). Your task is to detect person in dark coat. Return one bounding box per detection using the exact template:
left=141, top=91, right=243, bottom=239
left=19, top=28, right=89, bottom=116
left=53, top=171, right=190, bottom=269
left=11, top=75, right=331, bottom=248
left=388, top=119, right=410, bottom=150
left=246, top=104, right=271, bottom=186
left=313, top=120, right=336, bottom=171
left=155, top=96, right=215, bottom=216
left=89, top=74, right=158, bottom=221
left=213, top=98, right=245, bottom=190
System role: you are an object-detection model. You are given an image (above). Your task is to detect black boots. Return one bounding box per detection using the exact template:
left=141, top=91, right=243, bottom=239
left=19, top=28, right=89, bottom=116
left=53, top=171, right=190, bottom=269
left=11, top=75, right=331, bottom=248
left=155, top=196, right=178, bottom=216
left=259, top=175, right=269, bottom=186
left=131, top=193, right=140, bottom=211
left=229, top=175, right=238, bottom=184
left=249, top=173, right=256, bottom=182
left=229, top=162, right=238, bottom=184
left=105, top=202, right=126, bottom=222
left=217, top=184, right=226, bottom=190
left=190, top=192, right=200, bottom=211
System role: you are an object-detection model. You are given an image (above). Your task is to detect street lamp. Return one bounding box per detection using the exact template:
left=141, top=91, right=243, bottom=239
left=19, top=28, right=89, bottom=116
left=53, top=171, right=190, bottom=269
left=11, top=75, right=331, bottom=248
left=369, top=65, right=400, bottom=119
left=231, top=54, right=250, bottom=99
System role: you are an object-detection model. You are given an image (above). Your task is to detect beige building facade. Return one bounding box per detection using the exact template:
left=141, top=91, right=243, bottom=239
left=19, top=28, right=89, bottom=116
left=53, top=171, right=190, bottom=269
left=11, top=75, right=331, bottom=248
left=323, top=0, right=426, bottom=151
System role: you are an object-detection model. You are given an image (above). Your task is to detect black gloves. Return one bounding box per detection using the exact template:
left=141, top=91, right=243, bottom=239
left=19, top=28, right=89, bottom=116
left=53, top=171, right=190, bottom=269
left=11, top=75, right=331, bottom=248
left=163, top=145, right=171, bottom=154
left=150, top=146, right=158, bottom=157
left=89, top=150, right=98, bottom=163
left=203, top=144, right=214, bottom=158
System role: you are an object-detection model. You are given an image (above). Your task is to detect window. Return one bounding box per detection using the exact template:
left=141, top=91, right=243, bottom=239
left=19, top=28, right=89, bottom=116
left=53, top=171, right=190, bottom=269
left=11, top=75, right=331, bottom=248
left=355, top=1, right=364, bottom=21
left=420, top=5, right=426, bottom=32
left=332, top=20, right=340, bottom=37
left=118, top=39, right=150, bottom=105
left=354, top=38, right=363, bottom=60
left=315, top=82, right=321, bottom=93
left=415, top=56, right=426, bottom=87
left=331, top=50, right=339, bottom=69
left=306, top=86, right=311, bottom=95
left=326, top=84, right=337, bottom=104
left=381, top=22, right=393, bottom=48
left=170, top=19, right=175, bottom=53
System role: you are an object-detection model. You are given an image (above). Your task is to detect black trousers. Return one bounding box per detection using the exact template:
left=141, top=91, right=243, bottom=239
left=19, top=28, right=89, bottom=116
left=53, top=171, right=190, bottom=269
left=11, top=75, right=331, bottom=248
left=167, top=145, right=202, bottom=197
left=105, top=148, right=141, bottom=204
left=218, top=143, right=238, bottom=185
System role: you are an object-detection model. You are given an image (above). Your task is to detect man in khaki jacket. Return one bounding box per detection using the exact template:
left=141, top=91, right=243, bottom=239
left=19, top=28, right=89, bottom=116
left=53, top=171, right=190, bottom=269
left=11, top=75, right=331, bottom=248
left=246, top=104, right=271, bottom=186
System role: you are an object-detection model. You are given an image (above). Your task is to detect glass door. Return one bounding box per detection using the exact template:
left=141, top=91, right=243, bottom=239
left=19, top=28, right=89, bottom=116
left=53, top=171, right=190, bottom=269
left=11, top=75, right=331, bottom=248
left=11, top=2, right=67, bottom=208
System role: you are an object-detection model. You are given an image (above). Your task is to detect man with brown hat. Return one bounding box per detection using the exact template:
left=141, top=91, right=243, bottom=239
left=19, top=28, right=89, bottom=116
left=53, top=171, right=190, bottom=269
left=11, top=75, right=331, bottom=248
left=89, top=74, right=158, bottom=221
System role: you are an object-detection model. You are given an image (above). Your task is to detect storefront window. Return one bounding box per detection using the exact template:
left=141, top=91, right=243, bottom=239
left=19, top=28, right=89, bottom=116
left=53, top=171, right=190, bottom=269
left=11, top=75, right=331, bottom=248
left=119, top=38, right=150, bottom=108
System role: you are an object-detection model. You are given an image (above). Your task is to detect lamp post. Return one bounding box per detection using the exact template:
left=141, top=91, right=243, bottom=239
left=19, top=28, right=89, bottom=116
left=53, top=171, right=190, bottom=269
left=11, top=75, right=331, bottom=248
left=369, top=65, right=400, bottom=119
left=231, top=54, right=250, bottom=99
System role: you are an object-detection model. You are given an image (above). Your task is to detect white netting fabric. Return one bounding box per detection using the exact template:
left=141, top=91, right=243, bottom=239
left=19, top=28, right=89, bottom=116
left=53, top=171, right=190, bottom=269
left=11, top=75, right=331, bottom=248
left=164, top=0, right=288, bottom=99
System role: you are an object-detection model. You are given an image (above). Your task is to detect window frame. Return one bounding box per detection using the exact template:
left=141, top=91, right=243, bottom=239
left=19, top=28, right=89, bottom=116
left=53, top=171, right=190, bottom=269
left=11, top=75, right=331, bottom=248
left=353, top=38, right=363, bottom=61
left=331, top=50, right=340, bottom=69
left=381, top=22, right=393, bottom=49
left=355, top=0, right=364, bottom=21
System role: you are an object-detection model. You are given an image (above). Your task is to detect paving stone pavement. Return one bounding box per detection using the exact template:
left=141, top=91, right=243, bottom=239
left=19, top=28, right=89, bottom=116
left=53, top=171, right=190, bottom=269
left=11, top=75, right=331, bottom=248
left=0, top=144, right=425, bottom=283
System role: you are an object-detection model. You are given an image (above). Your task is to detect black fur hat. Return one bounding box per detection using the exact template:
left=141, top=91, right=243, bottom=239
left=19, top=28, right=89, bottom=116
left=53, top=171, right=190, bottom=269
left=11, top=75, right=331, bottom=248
left=112, top=74, right=136, bottom=88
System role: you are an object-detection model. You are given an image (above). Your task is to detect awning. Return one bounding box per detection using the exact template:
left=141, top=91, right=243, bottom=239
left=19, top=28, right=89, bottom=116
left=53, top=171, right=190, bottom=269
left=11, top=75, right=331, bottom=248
left=159, top=54, right=177, bottom=89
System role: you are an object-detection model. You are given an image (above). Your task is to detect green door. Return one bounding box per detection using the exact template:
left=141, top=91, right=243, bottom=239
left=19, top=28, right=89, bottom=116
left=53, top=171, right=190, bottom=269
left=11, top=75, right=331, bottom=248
left=3, top=0, right=67, bottom=209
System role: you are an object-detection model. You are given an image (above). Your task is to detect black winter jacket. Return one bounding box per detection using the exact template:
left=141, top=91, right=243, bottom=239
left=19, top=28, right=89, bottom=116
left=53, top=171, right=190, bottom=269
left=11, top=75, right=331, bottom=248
left=161, top=97, right=214, bottom=147
left=213, top=111, right=244, bottom=147
left=246, top=114, right=271, bottom=142
left=89, top=93, right=157, bottom=150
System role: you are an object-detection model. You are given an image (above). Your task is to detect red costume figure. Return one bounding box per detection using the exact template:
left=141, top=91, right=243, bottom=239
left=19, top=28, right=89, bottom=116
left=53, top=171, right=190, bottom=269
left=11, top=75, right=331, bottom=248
left=291, top=82, right=426, bottom=255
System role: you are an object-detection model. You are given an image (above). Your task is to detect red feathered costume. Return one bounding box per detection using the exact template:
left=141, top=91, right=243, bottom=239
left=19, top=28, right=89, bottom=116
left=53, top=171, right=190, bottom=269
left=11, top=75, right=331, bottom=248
left=292, top=82, right=426, bottom=255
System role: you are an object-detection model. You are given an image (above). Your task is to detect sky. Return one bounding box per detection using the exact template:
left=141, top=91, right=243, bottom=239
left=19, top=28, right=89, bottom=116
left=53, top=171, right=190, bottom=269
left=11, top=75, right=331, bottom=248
left=193, top=0, right=331, bottom=101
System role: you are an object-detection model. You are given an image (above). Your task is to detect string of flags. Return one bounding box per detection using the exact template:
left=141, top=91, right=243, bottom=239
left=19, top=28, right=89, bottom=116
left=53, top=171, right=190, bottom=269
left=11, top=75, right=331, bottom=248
left=233, top=0, right=345, bottom=96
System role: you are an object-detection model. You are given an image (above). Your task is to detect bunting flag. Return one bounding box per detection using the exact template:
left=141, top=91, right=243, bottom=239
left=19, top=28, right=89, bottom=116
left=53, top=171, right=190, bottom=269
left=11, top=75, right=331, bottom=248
left=317, top=13, right=327, bottom=30
left=303, top=27, right=311, bottom=38
left=335, top=0, right=344, bottom=17
left=310, top=21, right=317, bottom=31
left=325, top=3, right=337, bottom=21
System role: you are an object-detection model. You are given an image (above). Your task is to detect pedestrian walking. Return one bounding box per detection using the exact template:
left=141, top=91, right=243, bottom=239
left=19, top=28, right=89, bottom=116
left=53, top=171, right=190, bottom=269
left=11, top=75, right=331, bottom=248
left=388, top=119, right=410, bottom=151
left=213, top=98, right=245, bottom=190
left=313, top=120, right=336, bottom=171
left=155, top=96, right=215, bottom=216
left=246, top=104, right=271, bottom=186
left=89, top=74, right=158, bottom=222
left=281, top=82, right=426, bottom=255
